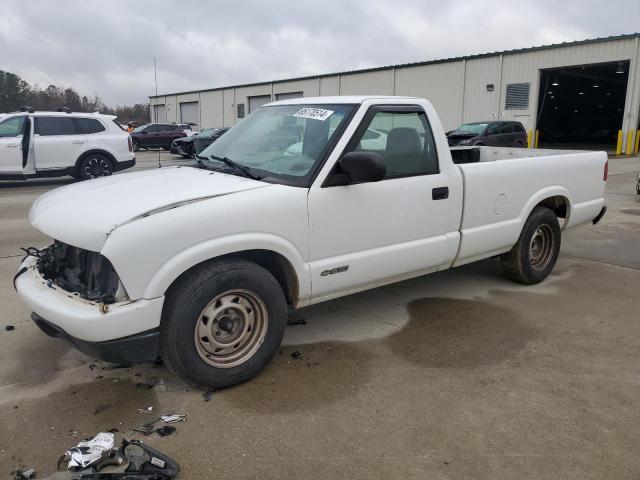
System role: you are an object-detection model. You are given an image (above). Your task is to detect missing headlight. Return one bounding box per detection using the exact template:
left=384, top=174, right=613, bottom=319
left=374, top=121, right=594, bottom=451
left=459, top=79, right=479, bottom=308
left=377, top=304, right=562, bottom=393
left=35, top=241, right=126, bottom=304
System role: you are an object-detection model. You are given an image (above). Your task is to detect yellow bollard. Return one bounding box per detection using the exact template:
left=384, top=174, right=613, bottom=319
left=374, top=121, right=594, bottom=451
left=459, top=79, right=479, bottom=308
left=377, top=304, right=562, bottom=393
left=616, top=130, right=623, bottom=155
left=635, top=131, right=640, bottom=155
left=534, top=130, right=540, bottom=148
left=627, top=130, right=636, bottom=155
left=527, top=130, right=532, bottom=148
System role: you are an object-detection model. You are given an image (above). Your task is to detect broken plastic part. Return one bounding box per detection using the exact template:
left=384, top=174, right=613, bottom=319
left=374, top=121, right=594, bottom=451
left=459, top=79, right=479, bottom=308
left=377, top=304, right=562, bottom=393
left=15, top=468, right=36, bottom=479
left=66, top=432, right=115, bottom=469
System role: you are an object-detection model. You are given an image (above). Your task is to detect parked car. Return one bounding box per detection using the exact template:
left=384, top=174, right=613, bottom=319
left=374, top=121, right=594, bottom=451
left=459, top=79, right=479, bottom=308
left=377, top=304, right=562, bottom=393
left=447, top=121, right=527, bottom=147
left=130, top=123, right=186, bottom=151
left=16, top=96, right=607, bottom=390
left=170, top=127, right=228, bottom=158
left=193, top=127, right=229, bottom=155
left=0, top=109, right=135, bottom=180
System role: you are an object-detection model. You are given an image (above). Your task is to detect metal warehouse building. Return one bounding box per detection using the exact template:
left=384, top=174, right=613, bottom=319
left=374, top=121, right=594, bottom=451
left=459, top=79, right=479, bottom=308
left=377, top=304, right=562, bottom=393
left=150, top=33, right=640, bottom=154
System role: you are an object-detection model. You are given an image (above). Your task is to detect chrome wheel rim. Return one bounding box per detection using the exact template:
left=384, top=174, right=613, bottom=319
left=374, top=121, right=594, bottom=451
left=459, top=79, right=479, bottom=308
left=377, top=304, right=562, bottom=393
left=529, top=224, right=554, bottom=271
left=83, top=157, right=112, bottom=178
left=194, top=289, right=269, bottom=368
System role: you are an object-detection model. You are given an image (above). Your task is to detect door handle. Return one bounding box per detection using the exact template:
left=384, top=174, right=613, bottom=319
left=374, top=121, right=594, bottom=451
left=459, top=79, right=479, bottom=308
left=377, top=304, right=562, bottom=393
left=432, top=186, right=449, bottom=200
left=7, top=143, right=20, bottom=148
left=71, top=140, right=85, bottom=144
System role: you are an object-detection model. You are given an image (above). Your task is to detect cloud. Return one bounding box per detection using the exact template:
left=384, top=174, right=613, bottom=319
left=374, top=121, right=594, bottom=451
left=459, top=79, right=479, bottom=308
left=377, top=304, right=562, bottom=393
left=1, top=0, right=638, bottom=105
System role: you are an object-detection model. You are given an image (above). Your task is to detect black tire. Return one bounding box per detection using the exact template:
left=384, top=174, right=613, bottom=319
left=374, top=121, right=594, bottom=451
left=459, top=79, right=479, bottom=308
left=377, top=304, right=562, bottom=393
left=160, top=258, right=287, bottom=390
left=78, top=154, right=114, bottom=180
left=500, top=206, right=561, bottom=285
left=515, top=141, right=525, bottom=147
left=132, top=140, right=141, bottom=152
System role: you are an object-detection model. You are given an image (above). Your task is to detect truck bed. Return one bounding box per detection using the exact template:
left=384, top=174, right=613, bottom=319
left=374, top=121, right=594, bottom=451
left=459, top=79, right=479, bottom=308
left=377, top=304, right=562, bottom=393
left=450, top=146, right=607, bottom=266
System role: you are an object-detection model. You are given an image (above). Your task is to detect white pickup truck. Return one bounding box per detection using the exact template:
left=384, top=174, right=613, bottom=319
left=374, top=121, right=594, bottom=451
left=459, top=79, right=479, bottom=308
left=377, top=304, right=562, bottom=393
left=15, top=96, right=607, bottom=389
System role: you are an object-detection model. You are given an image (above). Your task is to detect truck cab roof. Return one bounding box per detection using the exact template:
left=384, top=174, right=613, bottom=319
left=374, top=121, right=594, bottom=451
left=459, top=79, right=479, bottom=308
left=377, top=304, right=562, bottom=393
left=267, top=95, right=421, bottom=106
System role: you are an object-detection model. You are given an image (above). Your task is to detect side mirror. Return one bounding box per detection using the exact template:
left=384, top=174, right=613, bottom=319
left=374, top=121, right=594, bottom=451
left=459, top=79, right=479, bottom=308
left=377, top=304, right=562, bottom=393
left=326, top=151, right=386, bottom=186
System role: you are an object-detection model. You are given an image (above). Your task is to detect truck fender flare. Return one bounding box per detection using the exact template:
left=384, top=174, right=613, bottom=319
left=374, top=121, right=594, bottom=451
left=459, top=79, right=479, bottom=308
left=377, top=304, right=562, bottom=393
left=141, top=233, right=311, bottom=305
left=518, top=186, right=572, bottom=230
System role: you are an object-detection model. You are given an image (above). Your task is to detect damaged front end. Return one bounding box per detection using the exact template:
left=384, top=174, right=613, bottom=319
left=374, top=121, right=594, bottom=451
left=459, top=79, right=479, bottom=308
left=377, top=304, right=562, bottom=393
left=30, top=241, right=127, bottom=304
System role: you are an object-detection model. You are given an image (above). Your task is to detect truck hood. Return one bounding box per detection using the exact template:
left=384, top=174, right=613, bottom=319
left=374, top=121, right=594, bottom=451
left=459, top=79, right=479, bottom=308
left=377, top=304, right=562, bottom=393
left=30, top=166, right=270, bottom=252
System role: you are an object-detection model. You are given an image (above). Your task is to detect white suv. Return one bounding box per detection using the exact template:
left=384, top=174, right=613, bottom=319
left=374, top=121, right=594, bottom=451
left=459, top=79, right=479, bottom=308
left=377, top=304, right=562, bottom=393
left=0, top=109, right=135, bottom=180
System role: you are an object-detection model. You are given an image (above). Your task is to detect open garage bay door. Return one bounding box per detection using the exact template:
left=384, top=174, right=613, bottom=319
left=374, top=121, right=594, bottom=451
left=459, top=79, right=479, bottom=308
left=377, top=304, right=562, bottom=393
left=180, top=101, right=199, bottom=126
left=248, top=95, right=272, bottom=113
left=537, top=61, right=630, bottom=149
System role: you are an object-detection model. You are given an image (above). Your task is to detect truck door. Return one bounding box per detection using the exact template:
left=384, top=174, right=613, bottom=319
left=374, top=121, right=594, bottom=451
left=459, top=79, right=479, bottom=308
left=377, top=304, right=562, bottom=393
left=307, top=105, right=462, bottom=300
left=0, top=115, right=27, bottom=175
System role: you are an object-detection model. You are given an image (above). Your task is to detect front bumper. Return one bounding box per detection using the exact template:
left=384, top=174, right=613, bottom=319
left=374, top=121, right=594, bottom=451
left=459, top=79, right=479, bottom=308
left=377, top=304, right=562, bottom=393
left=31, top=313, right=159, bottom=364
left=15, top=256, right=164, bottom=344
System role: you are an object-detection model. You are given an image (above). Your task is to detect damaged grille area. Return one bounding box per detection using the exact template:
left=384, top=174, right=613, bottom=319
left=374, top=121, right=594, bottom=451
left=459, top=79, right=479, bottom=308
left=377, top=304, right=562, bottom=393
left=35, top=241, right=121, bottom=304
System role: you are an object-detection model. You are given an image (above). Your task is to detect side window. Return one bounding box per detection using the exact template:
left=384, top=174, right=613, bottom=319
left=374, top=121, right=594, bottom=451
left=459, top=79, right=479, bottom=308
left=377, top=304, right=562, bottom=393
left=350, top=110, right=439, bottom=178
left=486, top=124, right=500, bottom=136
left=513, top=123, right=525, bottom=133
left=73, top=118, right=106, bottom=134
left=35, top=117, right=76, bottom=136
left=0, top=116, right=25, bottom=138
left=499, top=125, right=513, bottom=134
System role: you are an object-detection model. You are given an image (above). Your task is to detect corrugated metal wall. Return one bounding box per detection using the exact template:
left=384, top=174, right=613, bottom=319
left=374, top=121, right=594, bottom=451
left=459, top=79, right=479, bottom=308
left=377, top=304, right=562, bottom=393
left=151, top=36, right=640, bottom=149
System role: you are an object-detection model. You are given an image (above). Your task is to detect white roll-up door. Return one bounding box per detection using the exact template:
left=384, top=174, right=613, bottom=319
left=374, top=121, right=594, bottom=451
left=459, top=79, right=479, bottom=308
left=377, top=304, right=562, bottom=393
left=275, top=91, right=303, bottom=101
left=180, top=101, right=199, bottom=125
left=248, top=95, right=272, bottom=113
left=153, top=104, right=166, bottom=123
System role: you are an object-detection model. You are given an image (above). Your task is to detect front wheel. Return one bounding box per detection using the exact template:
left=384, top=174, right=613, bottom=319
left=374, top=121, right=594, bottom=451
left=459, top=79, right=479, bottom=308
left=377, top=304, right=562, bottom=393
left=132, top=140, right=141, bottom=152
left=78, top=154, right=113, bottom=180
left=500, top=206, right=561, bottom=284
left=160, top=259, right=287, bottom=390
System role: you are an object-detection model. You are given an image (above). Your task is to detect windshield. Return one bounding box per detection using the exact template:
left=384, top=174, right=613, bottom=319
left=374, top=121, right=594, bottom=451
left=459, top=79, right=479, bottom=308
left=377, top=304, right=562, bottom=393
left=133, top=124, right=150, bottom=133
left=455, top=123, right=487, bottom=135
left=199, top=104, right=355, bottom=185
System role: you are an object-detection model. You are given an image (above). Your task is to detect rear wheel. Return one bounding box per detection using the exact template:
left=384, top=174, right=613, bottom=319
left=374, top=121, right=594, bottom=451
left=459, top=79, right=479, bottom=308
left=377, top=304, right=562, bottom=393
left=78, top=154, right=113, bottom=180
left=160, top=259, right=287, bottom=390
left=500, top=206, right=561, bottom=284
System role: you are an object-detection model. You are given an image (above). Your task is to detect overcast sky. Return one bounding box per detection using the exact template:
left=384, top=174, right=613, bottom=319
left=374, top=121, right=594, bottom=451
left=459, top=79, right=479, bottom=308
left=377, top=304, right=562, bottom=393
left=1, top=0, right=639, bottom=106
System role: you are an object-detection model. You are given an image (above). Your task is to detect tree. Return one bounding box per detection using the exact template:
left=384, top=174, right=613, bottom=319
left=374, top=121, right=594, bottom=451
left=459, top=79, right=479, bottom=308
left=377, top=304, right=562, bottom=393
left=0, top=70, right=149, bottom=122
left=0, top=71, right=31, bottom=112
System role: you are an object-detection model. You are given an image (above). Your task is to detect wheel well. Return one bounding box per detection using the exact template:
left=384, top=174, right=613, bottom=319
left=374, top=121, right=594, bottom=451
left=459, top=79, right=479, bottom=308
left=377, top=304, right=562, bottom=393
left=75, top=149, right=116, bottom=171
left=167, top=250, right=299, bottom=308
left=535, top=195, right=569, bottom=226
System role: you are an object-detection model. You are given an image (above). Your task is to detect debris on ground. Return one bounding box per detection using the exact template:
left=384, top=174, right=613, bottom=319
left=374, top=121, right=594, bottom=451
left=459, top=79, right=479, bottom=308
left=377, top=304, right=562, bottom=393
left=159, top=414, right=186, bottom=424
left=287, top=318, right=307, bottom=326
left=65, top=432, right=115, bottom=469
left=137, top=407, right=154, bottom=414
left=154, top=426, right=176, bottom=437
left=135, top=378, right=157, bottom=390
left=291, top=351, right=302, bottom=360
left=134, top=410, right=185, bottom=436
left=14, top=467, right=36, bottom=479
left=50, top=436, right=179, bottom=479
left=5, top=325, right=15, bottom=331
left=203, top=390, right=214, bottom=402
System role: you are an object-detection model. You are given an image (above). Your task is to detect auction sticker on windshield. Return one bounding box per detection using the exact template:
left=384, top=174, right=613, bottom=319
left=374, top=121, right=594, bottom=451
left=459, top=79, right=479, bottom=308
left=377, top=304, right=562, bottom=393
left=294, top=108, right=334, bottom=121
